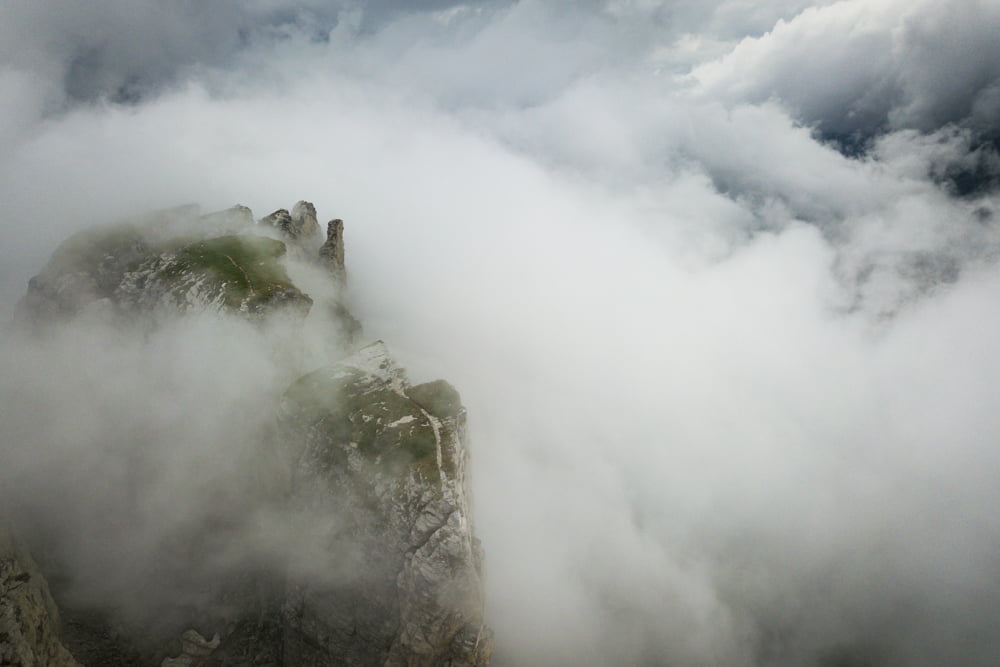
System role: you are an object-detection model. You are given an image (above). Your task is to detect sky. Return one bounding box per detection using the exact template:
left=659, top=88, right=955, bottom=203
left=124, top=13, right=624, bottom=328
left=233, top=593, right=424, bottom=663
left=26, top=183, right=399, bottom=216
left=1, top=1, right=1000, bottom=665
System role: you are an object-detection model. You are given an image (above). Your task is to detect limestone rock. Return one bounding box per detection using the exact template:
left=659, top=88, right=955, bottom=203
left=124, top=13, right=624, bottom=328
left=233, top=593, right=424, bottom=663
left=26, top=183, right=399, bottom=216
left=259, top=209, right=295, bottom=237
left=260, top=202, right=321, bottom=246
left=21, top=217, right=312, bottom=323
left=199, top=205, right=255, bottom=235
left=0, top=530, right=80, bottom=667
left=160, top=629, right=220, bottom=667
left=291, top=201, right=321, bottom=242
left=8, top=202, right=491, bottom=666
left=279, top=341, right=492, bottom=666
left=20, top=222, right=151, bottom=321
left=319, top=219, right=346, bottom=282
left=118, top=234, right=313, bottom=317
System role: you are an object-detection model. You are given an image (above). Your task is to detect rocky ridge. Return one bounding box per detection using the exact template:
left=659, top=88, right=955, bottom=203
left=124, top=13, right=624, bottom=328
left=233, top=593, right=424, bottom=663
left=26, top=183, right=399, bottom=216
left=2, top=202, right=492, bottom=666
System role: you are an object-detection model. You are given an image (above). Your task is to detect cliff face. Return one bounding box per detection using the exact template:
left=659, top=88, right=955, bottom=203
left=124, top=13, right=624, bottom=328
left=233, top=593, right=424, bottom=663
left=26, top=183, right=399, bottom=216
left=1, top=203, right=491, bottom=666
left=278, top=342, right=491, bottom=666
left=0, top=531, right=79, bottom=667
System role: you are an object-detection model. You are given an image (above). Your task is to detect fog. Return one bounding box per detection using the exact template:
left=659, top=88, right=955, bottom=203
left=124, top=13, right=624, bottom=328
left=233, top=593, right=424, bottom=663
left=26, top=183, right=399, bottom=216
left=1, top=1, right=1000, bottom=664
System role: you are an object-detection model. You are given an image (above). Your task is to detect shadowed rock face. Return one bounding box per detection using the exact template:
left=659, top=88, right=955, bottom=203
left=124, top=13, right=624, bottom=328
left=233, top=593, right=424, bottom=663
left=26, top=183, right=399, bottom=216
left=259, top=202, right=322, bottom=247
left=0, top=530, right=79, bottom=667
left=319, top=218, right=346, bottom=282
left=259, top=208, right=296, bottom=238
left=291, top=201, right=321, bottom=242
left=1, top=203, right=492, bottom=666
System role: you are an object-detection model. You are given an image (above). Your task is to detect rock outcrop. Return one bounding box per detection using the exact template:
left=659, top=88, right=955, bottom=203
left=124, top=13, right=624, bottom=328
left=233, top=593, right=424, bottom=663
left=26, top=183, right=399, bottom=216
left=278, top=341, right=491, bottom=666
left=291, top=201, right=321, bottom=242
left=319, top=218, right=346, bottom=282
left=0, top=530, right=79, bottom=667
left=259, top=201, right=321, bottom=245
left=21, top=209, right=312, bottom=323
left=2, top=202, right=492, bottom=666
left=160, top=630, right=220, bottom=667
left=259, top=209, right=296, bottom=237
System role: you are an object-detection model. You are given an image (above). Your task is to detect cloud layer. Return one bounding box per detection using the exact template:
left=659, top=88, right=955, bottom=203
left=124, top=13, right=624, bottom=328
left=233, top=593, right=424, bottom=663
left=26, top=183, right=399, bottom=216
left=2, top=1, right=1000, bottom=664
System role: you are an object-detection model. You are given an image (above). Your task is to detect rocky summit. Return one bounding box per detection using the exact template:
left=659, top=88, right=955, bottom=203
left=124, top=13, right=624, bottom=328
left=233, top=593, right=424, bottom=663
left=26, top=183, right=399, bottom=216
left=1, top=203, right=492, bottom=666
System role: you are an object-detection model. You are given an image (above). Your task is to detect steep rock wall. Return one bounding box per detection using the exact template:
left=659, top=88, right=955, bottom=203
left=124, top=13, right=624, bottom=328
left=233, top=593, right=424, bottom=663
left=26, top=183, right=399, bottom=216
left=0, top=529, right=79, bottom=667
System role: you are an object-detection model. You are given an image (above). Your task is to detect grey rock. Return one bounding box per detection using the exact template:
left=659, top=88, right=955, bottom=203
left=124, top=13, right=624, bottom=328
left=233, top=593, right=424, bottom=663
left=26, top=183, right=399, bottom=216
left=160, top=630, right=220, bottom=667
left=291, top=201, right=321, bottom=243
left=199, top=204, right=255, bottom=235
left=260, top=202, right=321, bottom=246
left=8, top=203, right=491, bottom=666
left=0, top=529, right=80, bottom=667
left=21, top=223, right=312, bottom=324
left=319, top=218, right=346, bottom=282
left=20, top=223, right=151, bottom=322
left=278, top=342, right=492, bottom=666
left=259, top=208, right=296, bottom=237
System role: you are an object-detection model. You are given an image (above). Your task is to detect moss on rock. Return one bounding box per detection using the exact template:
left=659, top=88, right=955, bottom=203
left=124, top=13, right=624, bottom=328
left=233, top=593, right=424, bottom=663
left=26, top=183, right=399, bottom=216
left=406, top=380, right=463, bottom=420
left=43, top=223, right=147, bottom=277
left=156, top=235, right=306, bottom=312
left=26, top=218, right=312, bottom=319
left=283, top=366, right=445, bottom=478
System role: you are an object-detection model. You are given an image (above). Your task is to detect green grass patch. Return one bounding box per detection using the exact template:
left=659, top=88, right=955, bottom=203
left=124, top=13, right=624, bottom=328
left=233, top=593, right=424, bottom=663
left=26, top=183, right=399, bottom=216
left=406, top=380, right=463, bottom=420
left=284, top=367, right=443, bottom=476
left=159, top=235, right=298, bottom=310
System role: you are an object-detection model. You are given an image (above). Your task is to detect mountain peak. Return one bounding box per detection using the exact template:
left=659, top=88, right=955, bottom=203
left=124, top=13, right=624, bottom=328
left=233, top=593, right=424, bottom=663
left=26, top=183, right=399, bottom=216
left=3, top=202, right=492, bottom=667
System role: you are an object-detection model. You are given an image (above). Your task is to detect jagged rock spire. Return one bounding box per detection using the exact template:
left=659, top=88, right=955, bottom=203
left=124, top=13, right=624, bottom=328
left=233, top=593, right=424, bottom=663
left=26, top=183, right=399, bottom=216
left=319, top=218, right=346, bottom=282
left=291, top=201, right=320, bottom=240
left=259, top=208, right=295, bottom=236
left=259, top=201, right=321, bottom=243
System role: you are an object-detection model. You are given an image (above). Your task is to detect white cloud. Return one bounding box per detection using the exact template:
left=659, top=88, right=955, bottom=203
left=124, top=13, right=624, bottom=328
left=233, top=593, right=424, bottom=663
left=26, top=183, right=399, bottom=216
left=2, top=1, right=1000, bottom=664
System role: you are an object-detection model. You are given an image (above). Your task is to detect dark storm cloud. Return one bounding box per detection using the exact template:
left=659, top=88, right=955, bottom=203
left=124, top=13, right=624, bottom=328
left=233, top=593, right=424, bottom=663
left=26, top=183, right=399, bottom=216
left=2, top=1, right=262, bottom=102
left=0, top=0, right=507, bottom=104
left=691, top=0, right=1000, bottom=144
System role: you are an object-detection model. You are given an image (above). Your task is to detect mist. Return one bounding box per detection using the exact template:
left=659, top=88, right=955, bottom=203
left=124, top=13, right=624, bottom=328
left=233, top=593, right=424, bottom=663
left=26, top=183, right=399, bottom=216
left=2, top=1, right=1000, bottom=664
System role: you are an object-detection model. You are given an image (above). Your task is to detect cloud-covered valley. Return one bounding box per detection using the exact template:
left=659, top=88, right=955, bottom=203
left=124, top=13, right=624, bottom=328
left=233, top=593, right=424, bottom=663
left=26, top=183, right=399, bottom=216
left=2, top=1, right=1000, bottom=664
